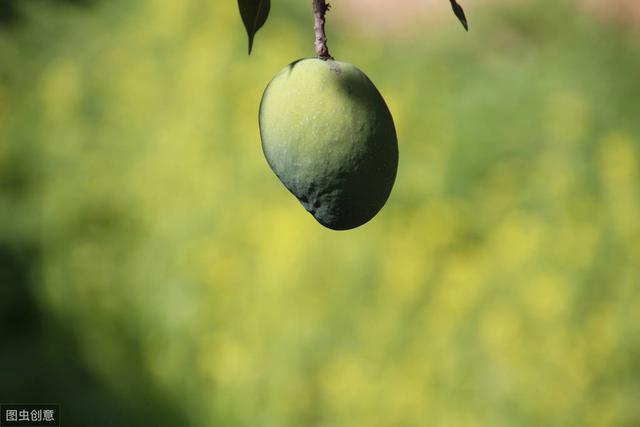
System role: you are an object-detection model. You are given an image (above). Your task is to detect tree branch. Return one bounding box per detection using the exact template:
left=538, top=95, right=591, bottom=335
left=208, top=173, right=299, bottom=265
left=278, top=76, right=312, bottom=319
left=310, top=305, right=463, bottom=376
left=312, top=0, right=332, bottom=60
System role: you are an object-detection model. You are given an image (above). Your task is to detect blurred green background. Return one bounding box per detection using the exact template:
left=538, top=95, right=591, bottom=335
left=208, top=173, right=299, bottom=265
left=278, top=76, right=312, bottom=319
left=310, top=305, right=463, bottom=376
left=1, top=0, right=639, bottom=425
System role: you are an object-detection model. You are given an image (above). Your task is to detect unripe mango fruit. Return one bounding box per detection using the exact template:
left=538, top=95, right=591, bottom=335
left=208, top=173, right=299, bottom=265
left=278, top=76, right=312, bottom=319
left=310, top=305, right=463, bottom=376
left=259, top=58, right=399, bottom=230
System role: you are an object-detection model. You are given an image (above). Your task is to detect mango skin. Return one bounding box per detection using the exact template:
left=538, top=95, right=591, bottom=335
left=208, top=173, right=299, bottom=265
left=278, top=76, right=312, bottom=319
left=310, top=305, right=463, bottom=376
left=259, top=58, right=399, bottom=230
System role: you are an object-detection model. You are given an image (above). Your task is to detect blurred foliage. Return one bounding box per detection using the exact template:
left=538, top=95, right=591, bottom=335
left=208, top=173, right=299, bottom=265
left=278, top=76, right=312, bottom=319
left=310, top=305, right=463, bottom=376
left=1, top=0, right=640, bottom=426
left=0, top=0, right=97, bottom=26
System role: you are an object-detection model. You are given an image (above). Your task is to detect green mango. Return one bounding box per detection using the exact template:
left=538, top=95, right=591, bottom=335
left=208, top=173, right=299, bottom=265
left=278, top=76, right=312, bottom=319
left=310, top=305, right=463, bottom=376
left=259, top=58, right=399, bottom=230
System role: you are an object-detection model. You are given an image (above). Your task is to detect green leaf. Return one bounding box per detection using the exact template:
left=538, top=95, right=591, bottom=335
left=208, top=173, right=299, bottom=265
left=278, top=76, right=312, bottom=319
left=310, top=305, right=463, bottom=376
left=237, top=0, right=270, bottom=54
left=449, top=0, right=468, bottom=31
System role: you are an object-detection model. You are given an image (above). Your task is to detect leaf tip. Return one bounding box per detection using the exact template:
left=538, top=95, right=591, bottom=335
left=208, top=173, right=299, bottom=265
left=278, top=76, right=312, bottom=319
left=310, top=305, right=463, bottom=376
left=238, top=0, right=270, bottom=56
left=450, top=0, right=469, bottom=32
left=248, top=37, right=254, bottom=55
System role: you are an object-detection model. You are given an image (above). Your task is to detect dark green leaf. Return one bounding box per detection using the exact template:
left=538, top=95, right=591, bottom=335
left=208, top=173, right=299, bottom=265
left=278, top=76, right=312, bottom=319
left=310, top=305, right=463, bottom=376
left=237, top=0, right=270, bottom=54
left=449, top=0, right=468, bottom=31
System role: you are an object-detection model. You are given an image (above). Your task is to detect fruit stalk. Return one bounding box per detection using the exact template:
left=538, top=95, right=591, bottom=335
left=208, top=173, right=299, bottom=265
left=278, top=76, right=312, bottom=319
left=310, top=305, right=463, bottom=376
left=312, top=0, right=332, bottom=60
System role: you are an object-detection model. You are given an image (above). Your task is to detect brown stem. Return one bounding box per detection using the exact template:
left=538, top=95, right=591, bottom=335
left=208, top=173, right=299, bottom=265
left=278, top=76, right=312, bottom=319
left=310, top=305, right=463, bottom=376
left=312, top=0, right=332, bottom=60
